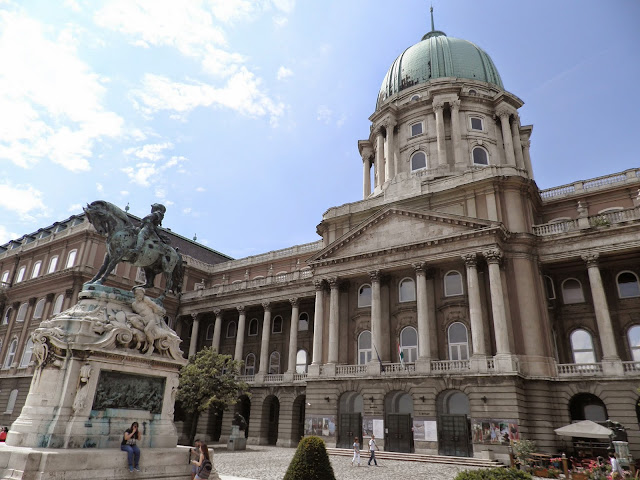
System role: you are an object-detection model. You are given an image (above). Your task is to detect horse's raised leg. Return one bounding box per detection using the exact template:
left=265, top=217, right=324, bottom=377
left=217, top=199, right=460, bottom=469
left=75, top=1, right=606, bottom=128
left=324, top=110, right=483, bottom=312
left=89, top=254, right=111, bottom=284
left=141, top=267, right=155, bottom=288
left=98, top=255, right=123, bottom=284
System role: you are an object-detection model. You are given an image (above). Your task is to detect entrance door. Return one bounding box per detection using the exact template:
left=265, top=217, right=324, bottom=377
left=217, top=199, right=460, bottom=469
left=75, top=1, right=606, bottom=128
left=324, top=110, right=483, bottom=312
left=386, top=414, right=412, bottom=453
left=267, top=399, right=280, bottom=445
left=438, top=414, right=471, bottom=457
left=337, top=413, right=362, bottom=448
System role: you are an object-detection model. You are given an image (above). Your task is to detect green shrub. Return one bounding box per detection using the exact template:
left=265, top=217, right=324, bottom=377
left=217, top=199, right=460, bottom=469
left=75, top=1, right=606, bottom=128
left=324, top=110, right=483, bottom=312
left=454, top=467, right=533, bottom=480
left=283, top=436, right=336, bottom=480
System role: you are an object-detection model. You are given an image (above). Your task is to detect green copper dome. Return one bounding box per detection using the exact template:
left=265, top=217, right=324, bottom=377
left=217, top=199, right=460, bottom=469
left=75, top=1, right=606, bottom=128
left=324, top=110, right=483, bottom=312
left=377, top=31, right=503, bottom=108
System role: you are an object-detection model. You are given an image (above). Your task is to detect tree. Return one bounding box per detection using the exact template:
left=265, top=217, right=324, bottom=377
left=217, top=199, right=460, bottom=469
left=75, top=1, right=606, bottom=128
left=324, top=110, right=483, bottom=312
left=283, top=436, right=336, bottom=480
left=176, top=347, right=249, bottom=443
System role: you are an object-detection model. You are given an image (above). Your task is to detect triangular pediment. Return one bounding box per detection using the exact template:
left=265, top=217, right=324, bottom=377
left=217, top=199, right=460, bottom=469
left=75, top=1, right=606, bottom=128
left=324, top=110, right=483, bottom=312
left=310, top=207, right=494, bottom=262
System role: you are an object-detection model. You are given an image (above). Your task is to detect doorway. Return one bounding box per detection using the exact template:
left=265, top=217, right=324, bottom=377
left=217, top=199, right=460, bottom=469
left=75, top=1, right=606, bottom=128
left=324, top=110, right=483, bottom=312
left=337, top=392, right=363, bottom=448
left=436, top=390, right=472, bottom=457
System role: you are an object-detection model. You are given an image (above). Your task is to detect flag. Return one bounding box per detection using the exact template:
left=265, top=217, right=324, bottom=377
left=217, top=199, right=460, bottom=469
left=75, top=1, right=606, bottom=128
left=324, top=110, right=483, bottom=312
left=398, top=343, right=405, bottom=369
left=373, top=343, right=384, bottom=372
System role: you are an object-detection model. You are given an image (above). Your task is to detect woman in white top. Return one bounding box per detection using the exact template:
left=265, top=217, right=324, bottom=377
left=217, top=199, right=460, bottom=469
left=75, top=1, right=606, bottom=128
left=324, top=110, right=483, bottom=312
left=351, top=437, right=361, bottom=466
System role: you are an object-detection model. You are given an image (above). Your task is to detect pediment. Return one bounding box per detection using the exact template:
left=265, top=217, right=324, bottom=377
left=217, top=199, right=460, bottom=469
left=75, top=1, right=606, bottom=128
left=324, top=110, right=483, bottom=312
left=310, top=207, right=494, bottom=262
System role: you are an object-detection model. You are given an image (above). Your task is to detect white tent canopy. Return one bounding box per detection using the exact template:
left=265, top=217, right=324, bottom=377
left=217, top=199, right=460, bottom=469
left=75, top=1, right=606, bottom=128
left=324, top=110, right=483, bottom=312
left=554, top=420, right=613, bottom=439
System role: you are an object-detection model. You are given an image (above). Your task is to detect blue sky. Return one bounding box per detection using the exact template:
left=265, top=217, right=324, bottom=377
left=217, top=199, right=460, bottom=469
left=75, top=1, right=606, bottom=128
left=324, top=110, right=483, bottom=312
left=1, top=0, right=639, bottom=259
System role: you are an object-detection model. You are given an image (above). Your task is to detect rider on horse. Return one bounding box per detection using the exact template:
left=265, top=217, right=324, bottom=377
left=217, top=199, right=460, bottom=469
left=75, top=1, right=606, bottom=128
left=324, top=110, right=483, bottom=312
left=132, top=203, right=169, bottom=259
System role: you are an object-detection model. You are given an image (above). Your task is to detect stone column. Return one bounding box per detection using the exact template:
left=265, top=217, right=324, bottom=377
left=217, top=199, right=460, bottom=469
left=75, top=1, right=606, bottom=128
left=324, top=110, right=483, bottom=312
left=376, top=130, right=385, bottom=185
left=14, top=298, right=36, bottom=365
left=434, top=101, right=448, bottom=167
left=497, top=110, right=516, bottom=166
left=582, top=254, right=619, bottom=360
left=327, top=277, right=340, bottom=364
left=258, top=302, right=272, bottom=375
left=188, top=313, right=200, bottom=358
left=511, top=114, right=525, bottom=169
left=311, top=280, right=324, bottom=365
left=234, top=306, right=246, bottom=361
left=212, top=309, right=223, bottom=352
left=450, top=99, right=464, bottom=168
left=463, top=254, right=486, bottom=357
left=484, top=249, right=510, bottom=355
left=369, top=270, right=383, bottom=363
left=286, top=298, right=299, bottom=374
left=42, top=293, right=55, bottom=323
left=522, top=139, right=534, bottom=179
left=414, top=263, right=432, bottom=373
left=362, top=153, right=372, bottom=198
left=385, top=121, right=397, bottom=178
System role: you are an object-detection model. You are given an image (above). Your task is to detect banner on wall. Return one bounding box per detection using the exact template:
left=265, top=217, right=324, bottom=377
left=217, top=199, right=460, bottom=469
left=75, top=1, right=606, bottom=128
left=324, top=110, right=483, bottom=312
left=412, top=419, right=438, bottom=442
left=471, top=419, right=519, bottom=444
left=304, top=415, right=336, bottom=438
left=362, top=416, right=383, bottom=438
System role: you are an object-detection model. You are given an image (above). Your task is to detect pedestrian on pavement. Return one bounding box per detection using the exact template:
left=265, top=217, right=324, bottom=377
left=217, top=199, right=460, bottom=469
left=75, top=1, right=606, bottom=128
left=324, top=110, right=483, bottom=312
left=367, top=434, right=379, bottom=466
left=352, top=437, right=361, bottom=466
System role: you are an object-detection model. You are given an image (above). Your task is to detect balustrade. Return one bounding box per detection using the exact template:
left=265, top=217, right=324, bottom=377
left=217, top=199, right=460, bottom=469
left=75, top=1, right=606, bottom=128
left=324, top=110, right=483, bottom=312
left=381, top=363, right=416, bottom=375
left=431, top=360, right=470, bottom=372
left=556, top=363, right=603, bottom=376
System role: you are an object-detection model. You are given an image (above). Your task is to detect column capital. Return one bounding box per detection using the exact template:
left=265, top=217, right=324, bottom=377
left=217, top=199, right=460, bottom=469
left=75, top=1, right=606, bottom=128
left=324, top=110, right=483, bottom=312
left=327, top=277, right=339, bottom=289
left=582, top=253, right=600, bottom=267
left=433, top=101, right=445, bottom=112
left=522, top=139, right=531, bottom=148
left=213, top=309, right=222, bottom=318
left=496, top=108, right=511, bottom=119
left=236, top=305, right=245, bottom=314
left=289, top=297, right=299, bottom=307
left=450, top=99, right=461, bottom=110
left=261, top=301, right=271, bottom=312
left=313, top=279, right=325, bottom=291
left=483, top=248, right=503, bottom=264
left=381, top=120, right=397, bottom=132
left=369, top=270, right=381, bottom=282
left=462, top=253, right=478, bottom=268
left=413, top=262, right=427, bottom=274
left=45, top=293, right=55, bottom=302
left=190, top=312, right=198, bottom=322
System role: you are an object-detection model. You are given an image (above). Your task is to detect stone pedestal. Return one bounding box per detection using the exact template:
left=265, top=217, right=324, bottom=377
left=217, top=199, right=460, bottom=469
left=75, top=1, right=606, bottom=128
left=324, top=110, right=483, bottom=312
left=0, top=285, right=188, bottom=479
left=227, top=426, right=246, bottom=451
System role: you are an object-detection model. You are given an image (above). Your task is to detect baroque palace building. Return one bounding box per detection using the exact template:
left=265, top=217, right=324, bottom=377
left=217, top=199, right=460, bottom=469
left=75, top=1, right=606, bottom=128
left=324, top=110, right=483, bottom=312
left=1, top=22, right=640, bottom=461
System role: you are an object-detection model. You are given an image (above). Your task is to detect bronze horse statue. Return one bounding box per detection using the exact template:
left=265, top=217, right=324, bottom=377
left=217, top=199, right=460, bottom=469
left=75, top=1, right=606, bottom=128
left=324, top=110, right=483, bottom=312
left=83, top=200, right=183, bottom=300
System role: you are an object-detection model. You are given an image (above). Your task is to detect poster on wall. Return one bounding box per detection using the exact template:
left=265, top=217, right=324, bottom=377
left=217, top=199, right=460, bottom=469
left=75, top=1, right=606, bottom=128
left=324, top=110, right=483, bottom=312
left=471, top=419, right=519, bottom=444
left=304, top=415, right=336, bottom=437
left=372, top=419, right=384, bottom=438
left=362, top=416, right=383, bottom=437
left=412, top=419, right=437, bottom=442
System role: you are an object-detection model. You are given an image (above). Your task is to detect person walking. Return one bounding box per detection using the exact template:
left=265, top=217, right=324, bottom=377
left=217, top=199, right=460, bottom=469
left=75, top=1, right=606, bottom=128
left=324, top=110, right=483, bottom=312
left=121, top=421, right=142, bottom=473
left=609, top=452, right=625, bottom=479
left=351, top=437, right=361, bottom=467
left=367, top=434, right=379, bottom=466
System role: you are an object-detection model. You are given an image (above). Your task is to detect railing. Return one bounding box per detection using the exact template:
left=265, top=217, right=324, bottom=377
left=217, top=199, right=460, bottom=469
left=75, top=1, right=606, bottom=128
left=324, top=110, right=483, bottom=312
left=264, top=374, right=283, bottom=383
left=539, top=169, right=639, bottom=200
left=293, top=373, right=308, bottom=381
left=532, top=220, right=577, bottom=236
left=540, top=185, right=576, bottom=199
left=336, top=365, right=367, bottom=376
left=622, top=361, right=640, bottom=373
left=533, top=207, right=639, bottom=236
left=237, top=375, right=255, bottom=383
left=583, top=173, right=628, bottom=189
left=430, top=360, right=470, bottom=372
left=557, top=363, right=603, bottom=376
left=381, top=363, right=415, bottom=375
left=590, top=207, right=638, bottom=226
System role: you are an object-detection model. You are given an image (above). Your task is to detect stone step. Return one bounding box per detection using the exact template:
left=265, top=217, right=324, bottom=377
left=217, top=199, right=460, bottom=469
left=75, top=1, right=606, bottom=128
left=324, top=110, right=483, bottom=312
left=326, top=448, right=505, bottom=468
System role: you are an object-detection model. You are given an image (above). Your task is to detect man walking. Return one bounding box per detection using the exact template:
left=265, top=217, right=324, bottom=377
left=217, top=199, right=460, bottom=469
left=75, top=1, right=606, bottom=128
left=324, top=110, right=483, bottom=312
left=367, top=434, right=378, bottom=466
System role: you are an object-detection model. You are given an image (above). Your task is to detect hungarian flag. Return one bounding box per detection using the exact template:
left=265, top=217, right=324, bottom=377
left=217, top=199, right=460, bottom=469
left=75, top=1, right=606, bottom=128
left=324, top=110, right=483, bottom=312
left=397, top=343, right=405, bottom=368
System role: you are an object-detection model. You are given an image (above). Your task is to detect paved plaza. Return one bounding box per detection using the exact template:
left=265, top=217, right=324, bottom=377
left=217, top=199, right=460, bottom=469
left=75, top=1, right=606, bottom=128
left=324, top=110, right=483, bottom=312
left=211, top=445, right=483, bottom=480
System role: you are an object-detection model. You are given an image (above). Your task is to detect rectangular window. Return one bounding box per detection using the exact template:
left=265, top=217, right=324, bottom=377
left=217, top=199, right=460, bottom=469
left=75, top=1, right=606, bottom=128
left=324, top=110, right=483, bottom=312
left=470, top=117, right=483, bottom=131
left=410, top=122, right=423, bottom=137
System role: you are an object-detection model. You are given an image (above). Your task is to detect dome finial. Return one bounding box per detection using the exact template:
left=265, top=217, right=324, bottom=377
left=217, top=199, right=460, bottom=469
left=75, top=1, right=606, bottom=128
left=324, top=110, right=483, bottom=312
left=430, top=5, right=435, bottom=32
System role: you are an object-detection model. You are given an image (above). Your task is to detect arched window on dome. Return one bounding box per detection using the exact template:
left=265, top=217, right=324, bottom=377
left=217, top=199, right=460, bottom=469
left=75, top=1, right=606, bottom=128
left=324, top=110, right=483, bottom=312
left=410, top=151, right=427, bottom=171
left=472, top=146, right=489, bottom=166
left=570, top=329, right=596, bottom=364
left=410, top=94, right=421, bottom=102
left=617, top=271, right=640, bottom=298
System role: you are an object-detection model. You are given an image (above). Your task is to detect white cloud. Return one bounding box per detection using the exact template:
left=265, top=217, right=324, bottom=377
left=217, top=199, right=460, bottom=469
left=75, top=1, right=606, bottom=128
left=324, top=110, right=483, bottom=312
left=0, top=9, right=123, bottom=171
left=0, top=183, right=47, bottom=219
left=0, top=225, right=18, bottom=245
left=124, top=142, right=173, bottom=162
left=122, top=143, right=186, bottom=187
left=273, top=15, right=288, bottom=27
left=68, top=203, right=82, bottom=212
left=96, top=183, right=104, bottom=193
left=120, top=190, right=129, bottom=196
left=182, top=207, right=192, bottom=214
left=336, top=113, right=347, bottom=128
left=271, top=0, right=296, bottom=14
left=277, top=66, right=293, bottom=80
left=195, top=187, right=206, bottom=192
left=317, top=105, right=332, bottom=124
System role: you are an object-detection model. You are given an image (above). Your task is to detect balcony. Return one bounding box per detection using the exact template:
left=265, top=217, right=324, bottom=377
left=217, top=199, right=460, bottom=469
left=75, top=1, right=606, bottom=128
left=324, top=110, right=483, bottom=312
left=533, top=206, right=640, bottom=236
left=557, top=363, right=603, bottom=376
left=539, top=168, right=639, bottom=200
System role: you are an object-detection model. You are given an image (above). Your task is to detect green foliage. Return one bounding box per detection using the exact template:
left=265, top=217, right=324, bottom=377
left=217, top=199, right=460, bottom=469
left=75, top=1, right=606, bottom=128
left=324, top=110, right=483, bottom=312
left=511, top=439, right=536, bottom=467
left=176, top=347, right=249, bottom=415
left=283, top=436, right=336, bottom=480
left=454, top=467, right=533, bottom=480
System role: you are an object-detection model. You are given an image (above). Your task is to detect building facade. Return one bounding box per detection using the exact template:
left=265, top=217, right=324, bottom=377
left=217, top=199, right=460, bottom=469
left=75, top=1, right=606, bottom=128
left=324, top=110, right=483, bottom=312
left=1, top=23, right=639, bottom=461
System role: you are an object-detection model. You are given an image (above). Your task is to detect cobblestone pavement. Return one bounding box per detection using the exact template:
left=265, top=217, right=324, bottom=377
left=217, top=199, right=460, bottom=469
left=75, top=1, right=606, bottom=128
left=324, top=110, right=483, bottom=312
left=212, top=445, right=484, bottom=480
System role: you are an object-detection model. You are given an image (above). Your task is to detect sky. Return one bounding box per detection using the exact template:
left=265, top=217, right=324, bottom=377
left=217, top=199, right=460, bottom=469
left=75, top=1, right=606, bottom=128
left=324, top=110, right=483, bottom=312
left=1, top=0, right=639, bottom=259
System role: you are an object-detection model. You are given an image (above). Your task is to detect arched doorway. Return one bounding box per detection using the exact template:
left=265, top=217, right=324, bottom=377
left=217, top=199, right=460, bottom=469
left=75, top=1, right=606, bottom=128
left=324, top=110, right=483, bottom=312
left=207, top=405, right=224, bottom=442
left=262, top=395, right=280, bottom=445
left=338, top=392, right=363, bottom=448
left=384, top=391, right=413, bottom=453
left=236, top=395, right=251, bottom=439
left=569, top=393, right=608, bottom=422
left=291, top=395, right=306, bottom=446
left=436, top=390, right=472, bottom=457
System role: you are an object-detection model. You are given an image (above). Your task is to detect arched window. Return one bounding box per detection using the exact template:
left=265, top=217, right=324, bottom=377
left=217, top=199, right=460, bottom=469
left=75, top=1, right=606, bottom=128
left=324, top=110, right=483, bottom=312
left=66, top=249, right=77, bottom=268
left=448, top=322, right=469, bottom=360
left=2, top=307, right=11, bottom=325
left=16, top=303, right=28, bottom=323
left=399, top=278, right=416, bottom=302
left=47, top=256, right=58, bottom=274
left=444, top=270, right=463, bottom=297
left=358, top=284, right=372, bottom=307
left=52, top=294, right=64, bottom=315
left=400, top=326, right=418, bottom=363
left=31, top=261, right=42, bottom=279
left=628, top=325, right=640, bottom=361
left=1, top=270, right=9, bottom=284
left=358, top=331, right=372, bottom=365
left=205, top=323, right=214, bottom=341
left=472, top=146, right=489, bottom=165
left=544, top=275, right=556, bottom=300
left=19, top=337, right=34, bottom=367
left=33, top=298, right=45, bottom=320
left=298, top=312, right=309, bottom=331
left=562, top=278, right=585, bottom=304
left=226, top=321, right=237, bottom=338
left=244, top=353, right=256, bottom=375
left=569, top=393, right=607, bottom=422
left=3, top=339, right=18, bottom=369
left=570, top=329, right=596, bottom=363
left=16, top=266, right=25, bottom=283
left=617, top=271, right=640, bottom=298
left=268, top=351, right=280, bottom=374
left=272, top=315, right=283, bottom=334
left=296, top=349, right=308, bottom=373
left=4, top=389, right=18, bottom=414
left=410, top=151, right=427, bottom=171
left=248, top=318, right=258, bottom=336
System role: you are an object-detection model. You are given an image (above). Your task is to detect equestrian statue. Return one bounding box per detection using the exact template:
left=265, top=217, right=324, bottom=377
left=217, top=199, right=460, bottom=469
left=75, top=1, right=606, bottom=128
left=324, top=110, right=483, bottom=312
left=83, top=200, right=184, bottom=301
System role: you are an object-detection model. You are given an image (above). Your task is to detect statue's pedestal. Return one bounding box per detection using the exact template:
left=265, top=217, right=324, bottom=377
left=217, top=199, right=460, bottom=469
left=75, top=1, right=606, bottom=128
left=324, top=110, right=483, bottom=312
left=0, top=285, right=188, bottom=479
left=227, top=426, right=246, bottom=451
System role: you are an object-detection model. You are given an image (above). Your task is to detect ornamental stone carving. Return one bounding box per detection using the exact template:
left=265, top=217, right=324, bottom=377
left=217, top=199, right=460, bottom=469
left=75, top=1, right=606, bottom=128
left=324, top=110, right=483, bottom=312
left=433, top=102, right=444, bottom=112
left=483, top=249, right=503, bottom=264
left=236, top=305, right=245, bottom=314
left=581, top=253, right=599, bottom=267
left=462, top=253, right=478, bottom=268
left=262, top=301, right=271, bottom=312
left=213, top=309, right=222, bottom=317
left=369, top=270, right=381, bottom=282
left=72, top=363, right=93, bottom=414
left=313, top=279, right=324, bottom=291
left=413, top=262, right=426, bottom=274
left=289, top=297, right=299, bottom=307
left=327, top=277, right=339, bottom=289
left=451, top=99, right=461, bottom=110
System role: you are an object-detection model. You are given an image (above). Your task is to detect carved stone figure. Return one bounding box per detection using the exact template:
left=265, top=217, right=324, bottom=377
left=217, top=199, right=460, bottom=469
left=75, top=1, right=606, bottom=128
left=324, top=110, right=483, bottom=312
left=232, top=413, right=247, bottom=431
left=128, top=287, right=176, bottom=356
left=72, top=364, right=93, bottom=413
left=83, top=200, right=184, bottom=301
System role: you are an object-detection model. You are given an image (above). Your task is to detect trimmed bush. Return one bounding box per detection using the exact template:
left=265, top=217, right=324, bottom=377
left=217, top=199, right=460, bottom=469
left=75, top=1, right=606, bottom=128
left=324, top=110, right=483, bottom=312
left=454, top=467, right=533, bottom=480
left=283, top=436, right=336, bottom=480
